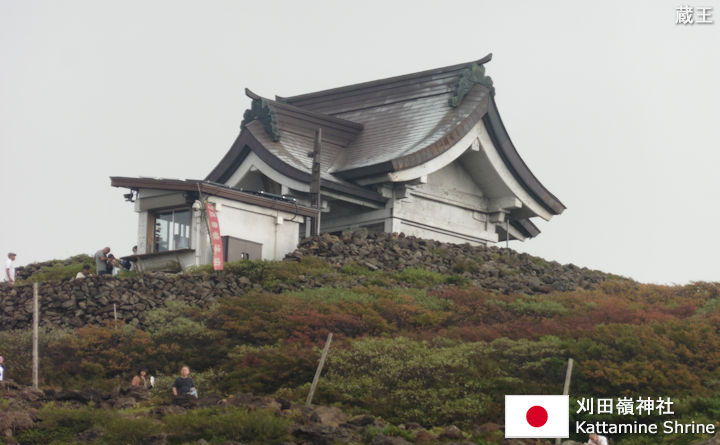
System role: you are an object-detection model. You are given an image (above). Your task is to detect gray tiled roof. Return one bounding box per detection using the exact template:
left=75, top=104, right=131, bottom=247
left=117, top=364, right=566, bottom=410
left=278, top=59, right=489, bottom=175
left=207, top=55, right=565, bottom=216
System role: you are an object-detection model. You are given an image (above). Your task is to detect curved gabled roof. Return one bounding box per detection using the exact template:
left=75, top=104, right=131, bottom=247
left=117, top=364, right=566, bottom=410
left=482, top=96, right=565, bottom=215
left=279, top=55, right=494, bottom=177
left=205, top=118, right=386, bottom=205
left=207, top=55, right=564, bottom=218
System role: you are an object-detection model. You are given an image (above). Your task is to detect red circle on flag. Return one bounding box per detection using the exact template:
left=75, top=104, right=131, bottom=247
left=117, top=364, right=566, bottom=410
left=526, top=405, right=548, bottom=427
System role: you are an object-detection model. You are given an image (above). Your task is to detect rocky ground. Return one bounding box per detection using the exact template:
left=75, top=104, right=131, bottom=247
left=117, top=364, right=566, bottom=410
left=3, top=378, right=717, bottom=445
left=288, top=230, right=618, bottom=294
left=0, top=379, right=548, bottom=445
left=0, top=230, right=625, bottom=332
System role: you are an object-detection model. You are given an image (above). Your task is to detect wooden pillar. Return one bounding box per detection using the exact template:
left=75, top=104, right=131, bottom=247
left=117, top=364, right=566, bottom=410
left=555, top=358, right=574, bottom=445
left=310, top=128, right=322, bottom=235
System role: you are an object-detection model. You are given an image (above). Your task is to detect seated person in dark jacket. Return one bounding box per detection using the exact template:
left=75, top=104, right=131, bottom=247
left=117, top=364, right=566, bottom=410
left=172, top=365, right=197, bottom=397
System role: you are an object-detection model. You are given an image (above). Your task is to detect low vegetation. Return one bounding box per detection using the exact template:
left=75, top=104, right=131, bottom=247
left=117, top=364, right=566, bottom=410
left=2, top=251, right=720, bottom=444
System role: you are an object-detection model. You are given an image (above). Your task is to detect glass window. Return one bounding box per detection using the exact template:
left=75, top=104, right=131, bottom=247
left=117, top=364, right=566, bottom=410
left=154, top=209, right=191, bottom=252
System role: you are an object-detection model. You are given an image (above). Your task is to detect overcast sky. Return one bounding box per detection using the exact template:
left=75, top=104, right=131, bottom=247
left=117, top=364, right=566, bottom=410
left=1, top=1, right=718, bottom=284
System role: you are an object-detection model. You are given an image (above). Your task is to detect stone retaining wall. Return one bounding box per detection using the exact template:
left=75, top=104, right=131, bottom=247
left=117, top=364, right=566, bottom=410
left=0, top=273, right=251, bottom=330
left=0, top=231, right=615, bottom=331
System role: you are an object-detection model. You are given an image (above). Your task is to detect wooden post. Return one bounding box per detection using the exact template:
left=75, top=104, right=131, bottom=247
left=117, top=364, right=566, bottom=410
left=562, top=358, right=574, bottom=395
left=555, top=358, right=574, bottom=445
left=113, top=303, right=118, bottom=328
left=309, top=128, right=322, bottom=235
left=306, top=332, right=332, bottom=407
left=506, top=218, right=510, bottom=249
left=32, top=283, right=39, bottom=389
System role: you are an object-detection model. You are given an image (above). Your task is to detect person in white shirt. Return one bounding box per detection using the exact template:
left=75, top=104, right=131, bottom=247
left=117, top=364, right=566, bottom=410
left=587, top=433, right=609, bottom=445
left=4, top=252, right=16, bottom=284
left=75, top=265, right=91, bottom=279
left=0, top=355, right=4, bottom=381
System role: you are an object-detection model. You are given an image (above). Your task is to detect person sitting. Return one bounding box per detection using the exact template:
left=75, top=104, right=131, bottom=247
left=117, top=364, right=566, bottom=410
left=172, top=365, right=197, bottom=398
left=119, top=258, right=132, bottom=271
left=131, top=367, right=150, bottom=388
left=587, top=433, right=609, bottom=445
left=75, top=265, right=91, bottom=279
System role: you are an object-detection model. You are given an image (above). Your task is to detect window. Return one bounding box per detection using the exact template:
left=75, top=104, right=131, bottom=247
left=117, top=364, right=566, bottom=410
left=153, top=209, right=191, bottom=252
left=222, top=236, right=262, bottom=261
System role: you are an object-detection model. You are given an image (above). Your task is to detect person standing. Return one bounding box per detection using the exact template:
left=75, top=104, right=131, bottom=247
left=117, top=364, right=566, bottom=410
left=94, top=247, right=111, bottom=275
left=171, top=365, right=197, bottom=397
left=0, top=355, right=4, bottom=381
left=106, top=254, right=118, bottom=276
left=4, top=252, right=16, bottom=284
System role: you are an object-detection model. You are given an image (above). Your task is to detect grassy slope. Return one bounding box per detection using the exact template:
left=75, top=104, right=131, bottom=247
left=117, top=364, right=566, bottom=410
left=3, top=252, right=720, bottom=444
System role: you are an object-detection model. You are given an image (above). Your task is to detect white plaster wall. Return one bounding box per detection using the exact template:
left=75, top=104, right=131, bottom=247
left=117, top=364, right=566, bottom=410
left=136, top=189, right=188, bottom=212
left=322, top=208, right=391, bottom=233
left=425, top=161, right=484, bottom=197
left=391, top=218, right=491, bottom=245
left=383, top=160, right=498, bottom=245
left=413, top=162, right=487, bottom=211
left=132, top=190, right=301, bottom=265
left=392, top=194, right=497, bottom=244
left=208, top=196, right=301, bottom=261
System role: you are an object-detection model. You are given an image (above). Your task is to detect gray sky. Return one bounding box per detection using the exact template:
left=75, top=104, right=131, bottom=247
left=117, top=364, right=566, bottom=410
left=1, top=0, right=718, bottom=284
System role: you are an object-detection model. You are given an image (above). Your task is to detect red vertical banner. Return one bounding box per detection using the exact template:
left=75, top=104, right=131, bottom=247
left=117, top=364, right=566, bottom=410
left=205, top=201, right=224, bottom=270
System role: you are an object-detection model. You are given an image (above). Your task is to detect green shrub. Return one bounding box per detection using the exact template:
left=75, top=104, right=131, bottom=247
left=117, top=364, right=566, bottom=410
left=221, top=343, right=315, bottom=394
left=143, top=300, right=221, bottom=371
left=451, top=258, right=479, bottom=274
left=101, top=416, right=163, bottom=445
left=395, top=267, right=448, bottom=286
left=291, top=287, right=378, bottom=304
left=27, top=404, right=113, bottom=443
left=322, top=337, right=491, bottom=427
left=17, top=404, right=162, bottom=445
left=697, top=297, right=720, bottom=314
left=485, top=296, right=569, bottom=317
left=0, top=328, right=72, bottom=386
left=162, top=407, right=290, bottom=444
left=365, top=424, right=415, bottom=442
left=340, top=262, right=372, bottom=275
left=144, top=300, right=211, bottom=341
left=17, top=255, right=94, bottom=283
left=445, top=274, right=471, bottom=286
left=15, top=427, right=76, bottom=445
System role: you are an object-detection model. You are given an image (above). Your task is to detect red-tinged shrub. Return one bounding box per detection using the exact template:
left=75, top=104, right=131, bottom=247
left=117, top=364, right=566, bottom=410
left=578, top=358, right=705, bottom=396
left=445, top=325, right=500, bottom=342
left=204, top=292, right=296, bottom=345
left=43, top=322, right=153, bottom=388
left=220, top=342, right=316, bottom=394
left=284, top=309, right=367, bottom=342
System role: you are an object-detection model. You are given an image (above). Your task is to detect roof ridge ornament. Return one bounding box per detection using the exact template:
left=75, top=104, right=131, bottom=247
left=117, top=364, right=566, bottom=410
left=448, top=62, right=494, bottom=108
left=241, top=98, right=281, bottom=142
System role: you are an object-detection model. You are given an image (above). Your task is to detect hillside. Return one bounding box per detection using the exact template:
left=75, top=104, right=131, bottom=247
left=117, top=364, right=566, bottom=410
left=1, top=230, right=719, bottom=445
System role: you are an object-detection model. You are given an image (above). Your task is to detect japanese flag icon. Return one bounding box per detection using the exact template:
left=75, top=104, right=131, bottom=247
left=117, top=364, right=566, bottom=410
left=505, top=395, right=569, bottom=438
